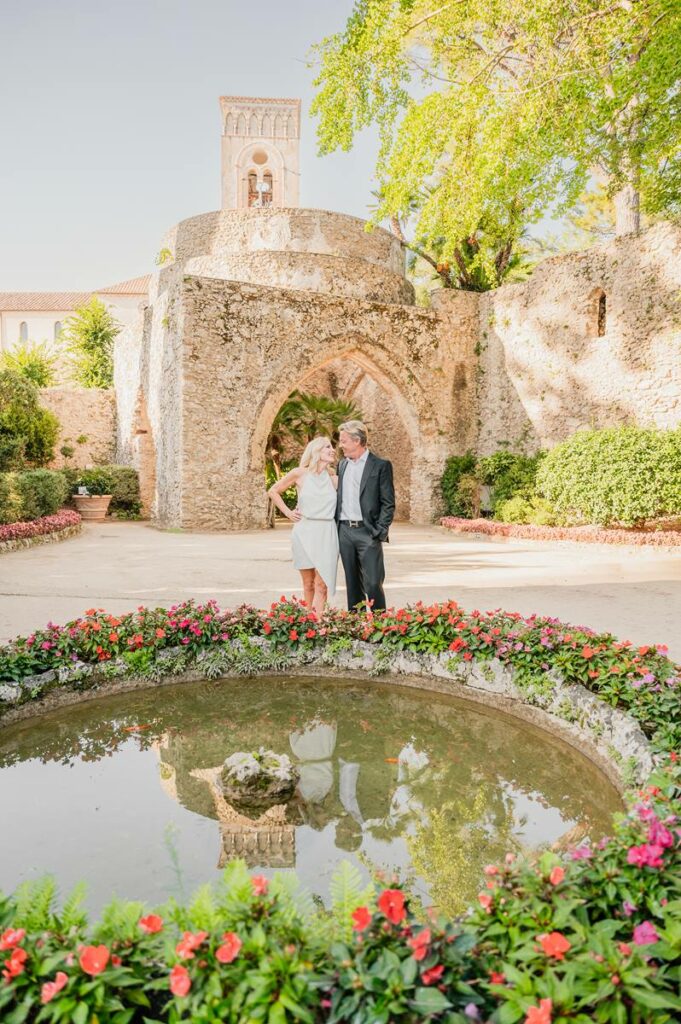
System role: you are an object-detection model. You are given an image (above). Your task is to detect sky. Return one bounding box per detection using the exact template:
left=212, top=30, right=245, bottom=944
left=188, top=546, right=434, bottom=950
left=0, top=0, right=384, bottom=291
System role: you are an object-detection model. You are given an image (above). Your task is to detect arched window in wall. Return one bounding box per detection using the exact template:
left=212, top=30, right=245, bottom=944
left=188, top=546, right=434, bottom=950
left=274, top=113, right=283, bottom=137
left=54, top=321, right=63, bottom=340
left=263, top=171, right=273, bottom=206
left=249, top=114, right=259, bottom=136
left=236, top=114, right=247, bottom=135
left=19, top=321, right=28, bottom=342
left=261, top=114, right=271, bottom=137
left=247, top=171, right=258, bottom=207
left=224, top=113, right=234, bottom=135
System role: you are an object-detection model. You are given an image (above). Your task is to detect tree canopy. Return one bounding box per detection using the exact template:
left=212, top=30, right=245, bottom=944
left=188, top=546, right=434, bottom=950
left=310, top=0, right=681, bottom=287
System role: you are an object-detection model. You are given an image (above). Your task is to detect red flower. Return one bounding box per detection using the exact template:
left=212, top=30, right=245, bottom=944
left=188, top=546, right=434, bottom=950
left=2, top=947, right=27, bottom=980
left=407, top=928, right=431, bottom=961
left=0, top=929, right=25, bottom=951
left=40, top=971, right=68, bottom=1004
left=289, top=629, right=299, bottom=641
left=618, top=942, right=632, bottom=956
left=489, top=971, right=506, bottom=984
left=175, top=931, right=208, bottom=959
left=263, top=622, right=272, bottom=635
left=377, top=889, right=406, bottom=925
left=305, top=629, right=316, bottom=639
left=549, top=866, right=565, bottom=885
left=251, top=874, right=269, bottom=896
left=111, top=955, right=122, bottom=967
left=79, top=945, right=109, bottom=975
left=352, top=906, right=372, bottom=931
left=169, top=963, right=191, bottom=997
left=463, top=652, right=473, bottom=661
left=449, top=637, right=467, bottom=652
left=216, top=932, right=242, bottom=963
left=525, top=998, right=552, bottom=1024
left=581, top=646, right=595, bottom=659
left=139, top=914, right=164, bottom=934
left=109, top=632, right=119, bottom=642
left=155, top=628, right=166, bottom=638
left=538, top=932, right=571, bottom=960
left=422, top=963, right=444, bottom=985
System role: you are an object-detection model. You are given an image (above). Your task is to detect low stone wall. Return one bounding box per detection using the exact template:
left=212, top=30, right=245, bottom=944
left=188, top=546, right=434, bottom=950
left=42, top=387, right=116, bottom=469
left=0, top=641, right=652, bottom=793
left=0, top=521, right=82, bottom=555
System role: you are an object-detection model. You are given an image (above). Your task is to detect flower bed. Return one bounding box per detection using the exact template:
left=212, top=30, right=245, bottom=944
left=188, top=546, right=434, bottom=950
left=0, top=598, right=679, bottom=1023
left=0, top=509, right=82, bottom=553
left=441, top=516, right=681, bottom=548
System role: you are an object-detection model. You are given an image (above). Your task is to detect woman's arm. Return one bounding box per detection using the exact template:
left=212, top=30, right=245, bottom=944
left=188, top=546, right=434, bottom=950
left=267, top=468, right=303, bottom=522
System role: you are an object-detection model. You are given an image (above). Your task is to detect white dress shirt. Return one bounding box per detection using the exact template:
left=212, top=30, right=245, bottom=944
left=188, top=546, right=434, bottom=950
left=340, top=449, right=369, bottom=521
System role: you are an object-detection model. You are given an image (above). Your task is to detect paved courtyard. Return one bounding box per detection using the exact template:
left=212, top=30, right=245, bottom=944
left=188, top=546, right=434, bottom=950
left=2, top=522, right=681, bottom=659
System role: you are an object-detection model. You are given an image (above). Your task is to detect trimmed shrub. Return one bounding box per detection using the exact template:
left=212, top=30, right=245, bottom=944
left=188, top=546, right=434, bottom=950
left=0, top=470, right=67, bottom=524
left=440, top=452, right=477, bottom=516
left=495, top=494, right=559, bottom=525
left=537, top=425, right=681, bottom=527
left=107, top=465, right=142, bottom=515
left=477, top=450, right=545, bottom=513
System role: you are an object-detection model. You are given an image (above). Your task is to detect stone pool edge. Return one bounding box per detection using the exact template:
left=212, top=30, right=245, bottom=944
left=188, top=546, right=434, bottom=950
left=0, top=640, right=653, bottom=796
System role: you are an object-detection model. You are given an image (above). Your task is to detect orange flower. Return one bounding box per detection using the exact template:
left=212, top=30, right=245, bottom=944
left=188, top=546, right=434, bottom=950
left=538, top=932, right=571, bottom=960
left=549, top=866, right=565, bottom=885
left=139, top=914, right=164, bottom=934
left=79, top=945, right=110, bottom=975
left=109, top=632, right=119, bottom=642
left=0, top=928, right=25, bottom=951
left=477, top=892, right=493, bottom=912
left=169, top=963, right=191, bottom=997
left=2, top=947, right=27, bottom=980
left=351, top=906, right=372, bottom=931
left=581, top=646, right=595, bottom=659
left=40, top=971, right=68, bottom=1004
left=175, top=931, right=208, bottom=959
left=525, top=998, right=552, bottom=1024
left=216, top=932, right=242, bottom=963
left=155, top=628, right=166, bottom=638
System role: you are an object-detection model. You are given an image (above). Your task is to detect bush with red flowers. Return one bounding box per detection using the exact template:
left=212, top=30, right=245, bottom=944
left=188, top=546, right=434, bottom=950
left=441, top=516, right=681, bottom=548
left=0, top=508, right=80, bottom=544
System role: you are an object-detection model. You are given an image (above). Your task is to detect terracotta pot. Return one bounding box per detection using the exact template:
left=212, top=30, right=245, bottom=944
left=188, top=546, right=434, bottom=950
left=73, top=494, right=113, bottom=521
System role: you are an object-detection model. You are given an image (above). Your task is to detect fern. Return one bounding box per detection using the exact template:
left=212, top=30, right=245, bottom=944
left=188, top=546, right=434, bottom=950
left=10, top=877, right=58, bottom=930
left=59, top=881, right=89, bottom=931
left=96, top=896, right=145, bottom=942
left=328, top=861, right=375, bottom=941
left=187, top=884, right=219, bottom=931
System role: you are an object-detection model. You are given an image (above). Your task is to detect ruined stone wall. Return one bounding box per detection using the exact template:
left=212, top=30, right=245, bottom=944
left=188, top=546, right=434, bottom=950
left=158, top=208, right=413, bottom=305
left=175, top=276, right=478, bottom=530
left=477, top=222, right=681, bottom=453
left=42, top=387, right=116, bottom=469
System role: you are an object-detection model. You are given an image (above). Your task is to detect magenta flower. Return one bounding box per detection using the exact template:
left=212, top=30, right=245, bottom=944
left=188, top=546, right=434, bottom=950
left=627, top=843, right=664, bottom=868
left=633, top=921, right=659, bottom=946
left=570, top=845, right=593, bottom=861
left=622, top=900, right=636, bottom=917
left=648, top=820, right=674, bottom=848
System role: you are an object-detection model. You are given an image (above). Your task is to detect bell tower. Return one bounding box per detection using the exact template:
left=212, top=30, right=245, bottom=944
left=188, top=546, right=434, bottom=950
left=219, top=96, right=301, bottom=210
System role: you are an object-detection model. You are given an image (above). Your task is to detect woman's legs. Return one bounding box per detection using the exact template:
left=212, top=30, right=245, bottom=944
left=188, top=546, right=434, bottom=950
left=299, top=568, right=316, bottom=609
left=312, top=572, right=328, bottom=620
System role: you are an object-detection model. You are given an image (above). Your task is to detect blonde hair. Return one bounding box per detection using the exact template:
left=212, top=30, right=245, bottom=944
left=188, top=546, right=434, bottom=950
left=300, top=436, right=334, bottom=474
left=338, top=420, right=368, bottom=447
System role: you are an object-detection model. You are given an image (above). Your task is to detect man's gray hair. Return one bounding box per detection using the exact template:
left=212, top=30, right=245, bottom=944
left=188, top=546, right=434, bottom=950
left=338, top=420, right=368, bottom=447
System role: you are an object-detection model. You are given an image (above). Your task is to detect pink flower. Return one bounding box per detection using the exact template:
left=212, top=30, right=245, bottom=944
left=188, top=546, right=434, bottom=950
left=622, top=900, right=637, bottom=917
left=40, top=971, right=68, bottom=1004
left=648, top=820, right=674, bottom=848
left=251, top=875, right=269, bottom=896
left=569, top=845, right=592, bottom=860
left=627, top=843, right=665, bottom=868
left=477, top=892, right=492, bottom=912
left=169, top=963, right=191, bottom=997
left=633, top=921, right=659, bottom=946
left=216, top=932, right=242, bottom=964
left=549, top=866, right=565, bottom=885
left=79, top=945, right=109, bottom=975
left=175, top=930, right=208, bottom=959
left=351, top=906, right=372, bottom=931
left=422, top=963, right=445, bottom=985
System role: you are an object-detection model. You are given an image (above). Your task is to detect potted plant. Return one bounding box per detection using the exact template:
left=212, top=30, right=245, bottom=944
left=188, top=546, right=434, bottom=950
left=72, top=468, right=114, bottom=522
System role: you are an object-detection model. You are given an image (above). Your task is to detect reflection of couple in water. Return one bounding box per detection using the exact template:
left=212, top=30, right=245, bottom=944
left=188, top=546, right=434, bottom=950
left=268, top=420, right=395, bottom=616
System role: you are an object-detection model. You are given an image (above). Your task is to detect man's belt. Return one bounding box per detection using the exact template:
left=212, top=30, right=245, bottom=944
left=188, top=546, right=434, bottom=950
left=340, top=519, right=363, bottom=527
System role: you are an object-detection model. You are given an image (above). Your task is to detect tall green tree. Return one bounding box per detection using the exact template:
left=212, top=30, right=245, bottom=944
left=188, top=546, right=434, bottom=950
left=311, top=0, right=681, bottom=287
left=0, top=370, right=59, bottom=470
left=63, top=297, right=120, bottom=388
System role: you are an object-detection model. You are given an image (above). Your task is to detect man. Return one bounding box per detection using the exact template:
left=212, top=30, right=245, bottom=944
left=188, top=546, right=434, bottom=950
left=336, top=420, right=395, bottom=612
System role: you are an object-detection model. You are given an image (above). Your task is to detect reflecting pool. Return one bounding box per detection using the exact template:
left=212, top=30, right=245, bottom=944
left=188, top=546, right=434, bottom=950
left=0, top=676, right=622, bottom=914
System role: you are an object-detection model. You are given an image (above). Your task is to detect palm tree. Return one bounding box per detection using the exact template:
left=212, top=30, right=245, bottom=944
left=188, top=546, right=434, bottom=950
left=265, top=390, right=362, bottom=526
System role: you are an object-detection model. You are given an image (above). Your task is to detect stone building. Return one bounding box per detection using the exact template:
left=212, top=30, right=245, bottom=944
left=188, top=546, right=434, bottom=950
left=5, top=95, right=680, bottom=529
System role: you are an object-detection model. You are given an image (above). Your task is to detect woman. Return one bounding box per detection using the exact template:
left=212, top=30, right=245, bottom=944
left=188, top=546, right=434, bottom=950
left=267, top=436, right=339, bottom=618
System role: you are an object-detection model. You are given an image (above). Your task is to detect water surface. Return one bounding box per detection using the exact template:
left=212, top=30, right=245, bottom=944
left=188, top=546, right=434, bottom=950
left=0, top=675, right=622, bottom=914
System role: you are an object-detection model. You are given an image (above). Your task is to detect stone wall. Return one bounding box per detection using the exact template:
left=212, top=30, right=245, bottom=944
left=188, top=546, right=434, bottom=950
left=175, top=275, right=477, bottom=530
left=476, top=222, right=681, bottom=452
left=42, top=387, right=116, bottom=469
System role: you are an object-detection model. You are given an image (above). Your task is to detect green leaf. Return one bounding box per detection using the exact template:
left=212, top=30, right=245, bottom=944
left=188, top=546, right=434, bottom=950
left=410, top=987, right=452, bottom=1015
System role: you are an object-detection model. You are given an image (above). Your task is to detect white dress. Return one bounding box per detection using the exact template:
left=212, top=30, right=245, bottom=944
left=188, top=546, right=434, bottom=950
left=291, top=471, right=339, bottom=595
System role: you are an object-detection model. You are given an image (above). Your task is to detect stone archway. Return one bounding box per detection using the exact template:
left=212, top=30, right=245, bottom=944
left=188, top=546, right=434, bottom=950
left=131, top=391, right=157, bottom=518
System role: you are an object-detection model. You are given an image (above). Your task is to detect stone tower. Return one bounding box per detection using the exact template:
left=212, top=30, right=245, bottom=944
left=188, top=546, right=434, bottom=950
left=219, top=96, right=301, bottom=210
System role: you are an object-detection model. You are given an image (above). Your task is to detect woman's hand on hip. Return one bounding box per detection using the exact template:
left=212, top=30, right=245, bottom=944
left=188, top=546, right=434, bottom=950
left=288, top=508, right=303, bottom=522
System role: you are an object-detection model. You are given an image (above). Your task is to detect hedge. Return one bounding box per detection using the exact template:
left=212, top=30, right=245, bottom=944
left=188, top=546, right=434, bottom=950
left=0, top=598, right=679, bottom=1022
left=0, top=470, right=68, bottom=525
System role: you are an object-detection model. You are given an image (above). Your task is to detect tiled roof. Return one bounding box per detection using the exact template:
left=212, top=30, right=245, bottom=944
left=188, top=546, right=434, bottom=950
left=96, top=275, right=151, bottom=295
left=0, top=275, right=150, bottom=311
left=0, top=292, right=92, bottom=312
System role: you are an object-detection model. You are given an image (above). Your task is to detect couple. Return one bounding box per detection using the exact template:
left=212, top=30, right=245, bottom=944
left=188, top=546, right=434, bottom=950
left=267, top=420, right=395, bottom=618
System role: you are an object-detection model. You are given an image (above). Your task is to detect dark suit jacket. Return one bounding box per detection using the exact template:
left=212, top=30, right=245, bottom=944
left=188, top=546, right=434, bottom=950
left=335, top=451, right=396, bottom=541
